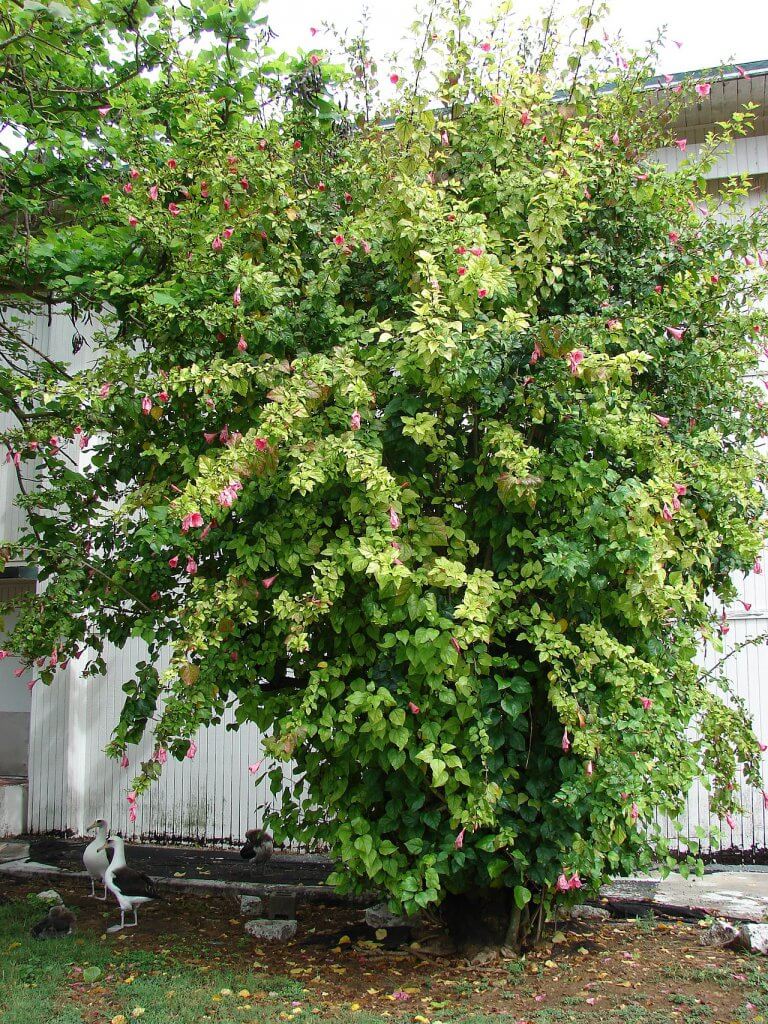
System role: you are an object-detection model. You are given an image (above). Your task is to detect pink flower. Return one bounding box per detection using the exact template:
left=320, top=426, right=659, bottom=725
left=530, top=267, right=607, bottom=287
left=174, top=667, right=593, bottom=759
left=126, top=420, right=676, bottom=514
left=129, top=216, right=139, bottom=227
left=262, top=574, right=278, bottom=589
left=556, top=873, right=570, bottom=893
left=530, top=341, right=542, bottom=365
left=168, top=556, right=179, bottom=568
left=755, top=558, right=763, bottom=575
left=740, top=601, right=752, bottom=611
left=150, top=591, right=160, bottom=602
left=181, top=512, right=203, bottom=532
left=212, top=236, right=223, bottom=251
left=665, top=325, right=685, bottom=341
left=695, top=82, right=711, bottom=97
left=491, top=93, right=502, bottom=106
left=470, top=246, right=484, bottom=257
left=224, top=196, right=231, bottom=209
left=568, top=873, right=583, bottom=889
left=99, top=382, right=111, bottom=398
left=230, top=651, right=238, bottom=661
left=186, top=556, right=198, bottom=575
left=13, top=667, right=23, bottom=677
left=389, top=507, right=400, bottom=529
left=668, top=231, right=679, bottom=243
left=333, top=234, right=345, bottom=247
left=759, top=740, right=768, bottom=752
left=130, top=168, right=140, bottom=180
left=654, top=414, right=670, bottom=428
left=477, top=288, right=488, bottom=299
left=157, top=390, right=169, bottom=403
left=566, top=349, right=584, bottom=375
left=141, top=396, right=152, bottom=414
left=120, top=754, right=129, bottom=768
left=520, top=110, right=531, bottom=126
left=662, top=504, right=674, bottom=522
left=98, top=106, right=111, bottom=117
left=155, top=747, right=167, bottom=764
left=457, top=266, right=467, bottom=276
left=671, top=495, right=681, bottom=512
left=254, top=437, right=268, bottom=451
left=674, top=483, right=687, bottom=496
left=408, top=701, right=420, bottom=714
left=763, top=791, right=768, bottom=809
left=350, top=410, right=361, bottom=431
left=725, top=813, right=736, bottom=830
left=361, top=240, right=371, bottom=254
left=711, top=274, right=720, bottom=284
left=200, top=181, right=209, bottom=197
left=217, top=482, right=242, bottom=508
left=27, top=679, right=36, bottom=691
left=123, top=183, right=133, bottom=195
left=585, top=760, right=594, bottom=777
left=203, top=431, right=218, bottom=444
left=129, top=806, right=138, bottom=822
left=100, top=194, right=110, bottom=206
left=309, top=54, right=320, bottom=66
left=640, top=697, right=652, bottom=710
left=233, top=285, right=241, bottom=307
left=248, top=760, right=263, bottom=774
left=612, top=131, right=620, bottom=146
left=561, top=728, right=571, bottom=752
left=237, top=336, right=247, bottom=352
left=222, top=227, right=234, bottom=239
left=630, top=802, right=639, bottom=821
left=454, top=828, right=466, bottom=849
left=310, top=26, right=318, bottom=36
left=167, top=158, right=177, bottom=169
left=450, top=636, right=461, bottom=654
left=149, top=184, right=159, bottom=200
left=186, top=740, right=197, bottom=760
left=480, top=41, right=491, bottom=52
left=390, top=74, right=399, bottom=84
left=674, top=138, right=687, bottom=152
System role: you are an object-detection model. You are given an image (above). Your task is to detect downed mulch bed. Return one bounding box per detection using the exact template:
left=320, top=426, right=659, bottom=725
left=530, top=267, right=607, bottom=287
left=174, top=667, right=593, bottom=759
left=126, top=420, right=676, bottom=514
left=2, top=873, right=764, bottom=1023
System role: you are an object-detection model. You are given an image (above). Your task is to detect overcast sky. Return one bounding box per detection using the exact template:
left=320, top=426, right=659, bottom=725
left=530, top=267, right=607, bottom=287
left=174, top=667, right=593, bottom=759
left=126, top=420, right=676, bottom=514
left=264, top=0, right=768, bottom=76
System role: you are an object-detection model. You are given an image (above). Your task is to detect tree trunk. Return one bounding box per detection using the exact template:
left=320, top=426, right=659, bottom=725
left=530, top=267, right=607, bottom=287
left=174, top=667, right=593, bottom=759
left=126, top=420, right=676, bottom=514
left=442, top=889, right=545, bottom=956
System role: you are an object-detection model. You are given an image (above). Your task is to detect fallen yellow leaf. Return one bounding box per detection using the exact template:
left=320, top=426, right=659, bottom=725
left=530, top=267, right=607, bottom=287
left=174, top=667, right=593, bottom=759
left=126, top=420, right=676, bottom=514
left=110, top=1017, right=126, bottom=1024
left=131, top=1010, right=145, bottom=1019
left=339, top=935, right=351, bottom=945
left=375, top=929, right=387, bottom=941
left=238, top=990, right=250, bottom=998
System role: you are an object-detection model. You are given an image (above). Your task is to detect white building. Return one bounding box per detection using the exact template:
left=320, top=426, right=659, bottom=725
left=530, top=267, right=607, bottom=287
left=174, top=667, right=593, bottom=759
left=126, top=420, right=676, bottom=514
left=1, top=62, right=768, bottom=851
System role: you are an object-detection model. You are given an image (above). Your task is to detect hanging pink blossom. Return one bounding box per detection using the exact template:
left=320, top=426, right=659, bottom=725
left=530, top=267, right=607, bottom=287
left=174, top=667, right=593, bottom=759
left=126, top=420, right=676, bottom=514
left=671, top=495, right=681, bottom=512
left=755, top=558, right=763, bottom=575
left=556, top=873, right=570, bottom=892
left=129, top=805, right=138, bottom=822
left=230, top=651, right=238, bottom=661
left=695, top=82, right=711, bottom=97
left=203, top=431, right=218, bottom=444
left=530, top=341, right=542, bottom=365
left=491, top=93, right=502, bottom=106
left=332, top=234, right=345, bottom=247
left=566, top=350, right=584, bottom=375
left=470, top=246, right=484, bottom=257
left=520, top=110, right=531, bottom=126
left=640, top=697, right=652, bottom=710
left=254, top=437, right=268, bottom=451
left=141, top=395, right=152, bottom=414
left=120, top=754, right=129, bottom=768
left=222, top=227, right=234, bottom=239
left=477, top=288, right=488, bottom=299
left=99, top=382, right=111, bottom=398
left=224, top=196, right=231, bottom=209
left=662, top=504, right=674, bottom=522
left=262, top=574, right=278, bottom=589
left=14, top=667, right=23, bottom=677
left=149, top=184, right=159, bottom=200
left=167, top=202, right=180, bottom=216
left=27, top=679, right=37, bottom=691
left=612, top=131, right=620, bottom=145
left=480, top=41, right=491, bottom=52
left=233, top=285, right=241, bottom=307
left=186, top=740, right=197, bottom=760
left=389, top=507, right=400, bottom=529
left=390, top=74, right=399, bottom=84
left=674, top=483, right=687, bottom=496
left=665, top=325, right=686, bottom=340
left=248, top=759, right=263, bottom=774
left=157, top=390, right=169, bottom=403
left=217, top=482, right=242, bottom=508
left=585, top=760, right=594, bottom=777
left=123, top=183, right=133, bottom=195
left=408, top=701, right=420, bottom=714
left=167, top=158, right=177, bottom=169
left=361, top=240, right=372, bottom=254
left=310, top=26, right=318, bottom=36
left=630, top=802, right=639, bottom=821
left=740, top=601, right=752, bottom=611
left=350, top=410, right=361, bottom=431
left=654, top=414, right=670, bottom=428
left=454, top=828, right=466, bottom=850
left=763, top=791, right=768, bottom=809
left=181, top=512, right=203, bottom=532
left=450, top=637, right=461, bottom=654
left=155, top=747, right=167, bottom=764
left=561, top=728, right=570, bottom=752
left=200, top=181, right=209, bottom=197
left=568, top=873, right=583, bottom=889
left=674, top=139, right=687, bottom=152
left=212, top=236, right=223, bottom=251
left=186, top=556, right=198, bottom=575
left=150, top=591, right=160, bottom=602
left=127, top=791, right=137, bottom=804
left=168, top=556, right=179, bottom=568
left=725, top=813, right=736, bottom=830
left=457, top=266, right=467, bottom=276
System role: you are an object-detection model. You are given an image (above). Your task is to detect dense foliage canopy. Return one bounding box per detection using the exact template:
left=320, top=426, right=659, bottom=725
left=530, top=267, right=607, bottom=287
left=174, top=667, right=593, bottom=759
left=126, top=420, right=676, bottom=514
left=2, top=0, right=768, bottom=944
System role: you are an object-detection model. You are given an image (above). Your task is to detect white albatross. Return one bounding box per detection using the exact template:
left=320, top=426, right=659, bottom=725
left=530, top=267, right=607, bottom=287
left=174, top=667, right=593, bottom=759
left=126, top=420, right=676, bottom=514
left=99, top=834, right=163, bottom=932
left=82, top=818, right=110, bottom=899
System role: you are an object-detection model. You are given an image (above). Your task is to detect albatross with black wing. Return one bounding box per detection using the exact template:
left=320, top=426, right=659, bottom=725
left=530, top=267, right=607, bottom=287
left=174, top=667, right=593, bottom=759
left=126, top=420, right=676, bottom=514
left=99, top=834, right=164, bottom=932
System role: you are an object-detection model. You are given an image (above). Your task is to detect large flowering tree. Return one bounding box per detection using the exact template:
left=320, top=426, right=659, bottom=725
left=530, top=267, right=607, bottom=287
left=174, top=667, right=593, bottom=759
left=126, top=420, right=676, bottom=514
left=2, top=0, right=768, bottom=948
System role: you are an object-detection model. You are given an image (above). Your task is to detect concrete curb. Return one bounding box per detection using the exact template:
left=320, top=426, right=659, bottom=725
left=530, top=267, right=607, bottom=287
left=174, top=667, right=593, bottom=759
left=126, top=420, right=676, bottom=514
left=0, top=859, right=371, bottom=905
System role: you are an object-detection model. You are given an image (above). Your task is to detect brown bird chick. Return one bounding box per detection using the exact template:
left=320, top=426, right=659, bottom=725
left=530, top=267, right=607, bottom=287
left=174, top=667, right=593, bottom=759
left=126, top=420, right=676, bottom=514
left=240, top=827, right=274, bottom=864
left=31, top=905, right=76, bottom=939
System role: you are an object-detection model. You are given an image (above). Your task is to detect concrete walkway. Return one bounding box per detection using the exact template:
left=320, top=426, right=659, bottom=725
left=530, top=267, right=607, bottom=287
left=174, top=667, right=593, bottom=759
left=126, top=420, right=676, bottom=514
left=2, top=838, right=767, bottom=921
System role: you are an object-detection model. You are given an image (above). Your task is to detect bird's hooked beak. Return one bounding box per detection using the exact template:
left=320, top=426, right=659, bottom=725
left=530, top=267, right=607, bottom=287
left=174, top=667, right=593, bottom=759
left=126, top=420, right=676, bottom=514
left=86, top=820, right=99, bottom=831
left=96, top=842, right=108, bottom=852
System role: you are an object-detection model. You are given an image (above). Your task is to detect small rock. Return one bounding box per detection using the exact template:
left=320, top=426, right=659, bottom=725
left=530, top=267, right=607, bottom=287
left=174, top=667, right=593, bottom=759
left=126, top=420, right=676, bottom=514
left=244, top=918, right=297, bottom=942
left=365, top=901, right=411, bottom=929
left=739, top=923, right=768, bottom=954
left=35, top=890, right=63, bottom=906
left=566, top=905, right=611, bottom=922
left=240, top=896, right=264, bottom=918
left=699, top=920, right=741, bottom=948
